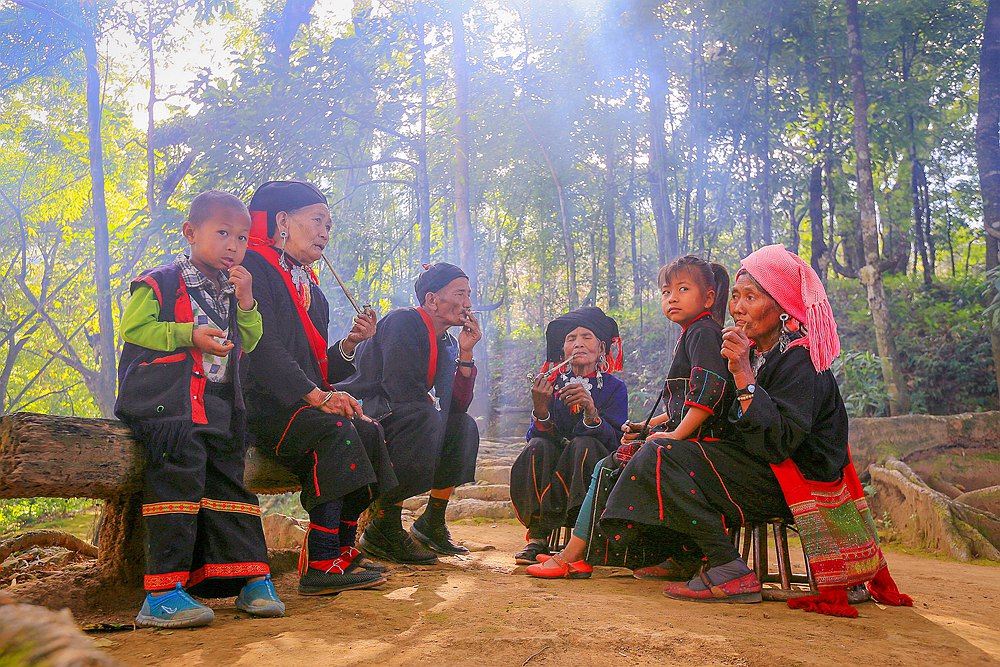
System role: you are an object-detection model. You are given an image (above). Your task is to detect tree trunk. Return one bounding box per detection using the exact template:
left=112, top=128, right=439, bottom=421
left=645, top=36, right=678, bottom=264
left=977, top=0, right=1000, bottom=407
left=845, top=0, right=910, bottom=415
left=0, top=412, right=299, bottom=499
left=451, top=6, right=477, bottom=297
left=604, top=145, right=619, bottom=309
left=909, top=147, right=933, bottom=286
left=415, top=9, right=432, bottom=264
left=145, top=27, right=157, bottom=244
left=83, top=34, right=116, bottom=418
left=902, top=44, right=932, bottom=286
left=809, top=163, right=829, bottom=278
left=760, top=33, right=774, bottom=246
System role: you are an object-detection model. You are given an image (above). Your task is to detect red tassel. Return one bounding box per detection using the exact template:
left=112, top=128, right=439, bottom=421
left=787, top=588, right=858, bottom=618
left=608, top=336, right=624, bottom=373
left=867, top=566, right=913, bottom=607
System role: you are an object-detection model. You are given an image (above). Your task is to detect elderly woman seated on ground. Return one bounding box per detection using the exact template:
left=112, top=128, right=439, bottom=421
left=526, top=246, right=914, bottom=618
left=509, top=307, right=628, bottom=564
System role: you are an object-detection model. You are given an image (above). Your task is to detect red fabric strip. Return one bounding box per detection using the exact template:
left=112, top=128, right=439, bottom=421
left=175, top=280, right=208, bottom=425
left=308, top=523, right=339, bottom=534
left=187, top=561, right=270, bottom=588
left=414, top=307, right=438, bottom=389
left=681, top=310, right=713, bottom=331
left=144, top=571, right=189, bottom=591
left=254, top=246, right=329, bottom=384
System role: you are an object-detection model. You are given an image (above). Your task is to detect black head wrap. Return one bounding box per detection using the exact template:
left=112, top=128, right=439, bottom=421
left=248, top=180, right=328, bottom=239
left=414, top=263, right=469, bottom=305
left=545, top=307, right=622, bottom=368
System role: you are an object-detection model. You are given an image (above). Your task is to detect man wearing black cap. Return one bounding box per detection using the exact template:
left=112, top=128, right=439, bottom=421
left=339, top=263, right=482, bottom=564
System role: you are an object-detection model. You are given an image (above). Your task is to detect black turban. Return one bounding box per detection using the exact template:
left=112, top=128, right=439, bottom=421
left=248, top=180, right=328, bottom=238
left=414, top=263, right=468, bottom=304
left=545, top=307, right=621, bottom=364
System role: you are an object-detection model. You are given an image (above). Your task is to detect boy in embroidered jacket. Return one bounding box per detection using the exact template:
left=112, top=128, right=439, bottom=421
left=116, top=191, right=283, bottom=629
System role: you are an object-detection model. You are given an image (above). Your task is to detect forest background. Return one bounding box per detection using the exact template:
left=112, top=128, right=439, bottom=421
left=1, top=1, right=999, bottom=529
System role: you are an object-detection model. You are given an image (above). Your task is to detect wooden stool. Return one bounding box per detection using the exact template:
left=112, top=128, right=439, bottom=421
left=546, top=526, right=573, bottom=553
left=731, top=519, right=814, bottom=601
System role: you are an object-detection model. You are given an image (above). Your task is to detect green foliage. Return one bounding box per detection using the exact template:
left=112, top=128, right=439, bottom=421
left=828, top=275, right=997, bottom=415
left=0, top=498, right=93, bottom=537
left=0, top=0, right=994, bottom=420
left=833, top=350, right=889, bottom=417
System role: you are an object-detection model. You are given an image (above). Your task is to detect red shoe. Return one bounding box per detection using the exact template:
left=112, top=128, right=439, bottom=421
left=663, top=570, right=762, bottom=603
left=525, top=555, right=593, bottom=579
left=633, top=558, right=700, bottom=581
left=535, top=554, right=551, bottom=563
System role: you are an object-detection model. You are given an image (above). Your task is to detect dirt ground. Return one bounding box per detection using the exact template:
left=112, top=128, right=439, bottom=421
left=79, top=520, right=999, bottom=667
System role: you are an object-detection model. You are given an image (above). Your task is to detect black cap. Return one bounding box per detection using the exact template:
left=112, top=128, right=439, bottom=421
left=414, top=262, right=469, bottom=305
left=248, top=180, right=327, bottom=237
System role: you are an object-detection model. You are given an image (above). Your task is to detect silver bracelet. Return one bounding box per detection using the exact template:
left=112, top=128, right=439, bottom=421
left=531, top=409, right=551, bottom=423
left=338, top=339, right=356, bottom=362
left=583, top=415, right=602, bottom=428
left=320, top=390, right=336, bottom=405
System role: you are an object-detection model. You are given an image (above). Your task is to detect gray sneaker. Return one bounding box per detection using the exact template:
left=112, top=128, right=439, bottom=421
left=135, top=583, right=215, bottom=629
left=236, top=574, right=285, bottom=617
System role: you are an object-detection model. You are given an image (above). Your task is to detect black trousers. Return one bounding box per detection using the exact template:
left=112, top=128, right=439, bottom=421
left=602, top=439, right=791, bottom=567
left=138, top=384, right=268, bottom=597
left=510, top=435, right=611, bottom=539
left=379, top=401, right=480, bottom=503
left=250, top=403, right=398, bottom=513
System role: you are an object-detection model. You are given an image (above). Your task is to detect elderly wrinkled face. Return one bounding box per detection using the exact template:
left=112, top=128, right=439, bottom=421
left=425, top=277, right=472, bottom=326
left=275, top=202, right=332, bottom=265
left=563, top=326, right=604, bottom=369
left=729, top=272, right=783, bottom=345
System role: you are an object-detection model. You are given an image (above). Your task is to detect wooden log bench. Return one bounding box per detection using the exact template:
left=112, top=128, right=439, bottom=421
left=0, top=411, right=300, bottom=585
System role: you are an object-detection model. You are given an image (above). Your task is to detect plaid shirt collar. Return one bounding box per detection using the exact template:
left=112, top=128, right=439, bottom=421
left=174, top=254, right=234, bottom=319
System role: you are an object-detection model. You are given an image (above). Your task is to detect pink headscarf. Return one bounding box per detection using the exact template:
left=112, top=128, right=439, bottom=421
left=739, top=245, right=840, bottom=372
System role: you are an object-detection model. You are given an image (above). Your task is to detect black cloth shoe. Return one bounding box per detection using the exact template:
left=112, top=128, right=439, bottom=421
left=298, top=567, right=386, bottom=596
left=514, top=541, right=550, bottom=565
left=359, top=520, right=439, bottom=565
left=341, top=547, right=391, bottom=574
left=410, top=517, right=470, bottom=556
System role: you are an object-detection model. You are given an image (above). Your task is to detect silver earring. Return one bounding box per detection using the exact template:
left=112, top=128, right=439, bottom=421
left=278, top=234, right=290, bottom=271
left=779, top=313, right=791, bottom=334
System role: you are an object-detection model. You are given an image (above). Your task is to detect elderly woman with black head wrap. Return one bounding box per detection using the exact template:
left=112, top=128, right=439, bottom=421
left=509, top=307, right=628, bottom=565
left=242, top=180, right=397, bottom=597
left=338, top=263, right=483, bottom=565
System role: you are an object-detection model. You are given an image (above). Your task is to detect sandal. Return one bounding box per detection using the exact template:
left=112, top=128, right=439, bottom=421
left=514, top=542, right=550, bottom=565
left=525, top=554, right=593, bottom=579
left=633, top=557, right=701, bottom=581
left=663, top=569, right=761, bottom=604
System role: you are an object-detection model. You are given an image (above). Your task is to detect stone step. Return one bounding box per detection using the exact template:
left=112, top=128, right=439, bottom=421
left=475, top=465, right=511, bottom=485
left=400, top=484, right=510, bottom=508
left=401, top=496, right=515, bottom=521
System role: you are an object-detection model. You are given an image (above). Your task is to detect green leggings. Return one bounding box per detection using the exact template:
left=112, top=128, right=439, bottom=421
left=571, top=460, right=605, bottom=541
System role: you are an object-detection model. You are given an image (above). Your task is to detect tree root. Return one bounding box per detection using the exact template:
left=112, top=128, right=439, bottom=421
left=0, top=530, right=99, bottom=565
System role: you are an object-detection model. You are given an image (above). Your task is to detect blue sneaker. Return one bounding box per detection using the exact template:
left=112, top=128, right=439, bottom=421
left=135, top=583, right=215, bottom=629
left=236, top=574, right=285, bottom=617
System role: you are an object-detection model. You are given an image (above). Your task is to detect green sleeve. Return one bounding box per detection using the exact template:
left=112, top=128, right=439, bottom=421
left=236, top=301, right=263, bottom=353
left=120, top=285, right=194, bottom=352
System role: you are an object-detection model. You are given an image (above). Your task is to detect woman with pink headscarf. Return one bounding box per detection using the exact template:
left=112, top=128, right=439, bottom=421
left=600, top=245, right=911, bottom=617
